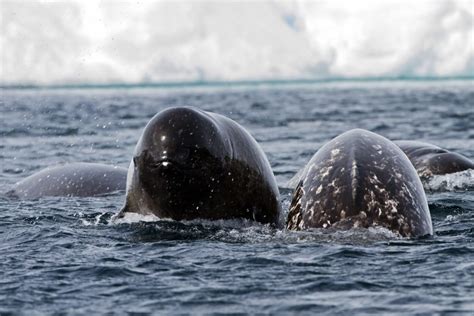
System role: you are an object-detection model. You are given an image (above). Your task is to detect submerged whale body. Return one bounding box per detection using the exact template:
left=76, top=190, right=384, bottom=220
left=7, top=163, right=127, bottom=199
left=118, top=106, right=281, bottom=225
left=394, top=140, right=474, bottom=179
left=287, top=129, right=433, bottom=237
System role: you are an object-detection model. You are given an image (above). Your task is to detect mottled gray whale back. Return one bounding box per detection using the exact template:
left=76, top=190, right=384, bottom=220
left=287, top=129, right=433, bottom=237
left=119, top=106, right=281, bottom=225
left=394, top=140, right=474, bottom=179
left=7, top=163, right=127, bottom=199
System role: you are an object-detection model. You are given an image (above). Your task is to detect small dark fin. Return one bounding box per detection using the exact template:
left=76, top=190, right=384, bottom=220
left=286, top=181, right=304, bottom=230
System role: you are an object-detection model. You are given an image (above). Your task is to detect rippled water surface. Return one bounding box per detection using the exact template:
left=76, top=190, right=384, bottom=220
left=1, top=81, right=473, bottom=314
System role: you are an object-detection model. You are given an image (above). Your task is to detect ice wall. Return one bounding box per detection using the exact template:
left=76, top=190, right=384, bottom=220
left=1, top=0, right=472, bottom=85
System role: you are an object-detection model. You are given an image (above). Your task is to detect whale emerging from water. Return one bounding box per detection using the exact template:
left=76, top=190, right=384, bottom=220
left=7, top=163, right=127, bottom=199
left=7, top=107, right=281, bottom=226
left=117, top=106, right=281, bottom=225
left=287, top=129, right=433, bottom=237
left=394, top=140, right=474, bottom=180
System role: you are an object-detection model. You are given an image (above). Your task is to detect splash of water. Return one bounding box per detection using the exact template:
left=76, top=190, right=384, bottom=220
left=425, top=169, right=474, bottom=192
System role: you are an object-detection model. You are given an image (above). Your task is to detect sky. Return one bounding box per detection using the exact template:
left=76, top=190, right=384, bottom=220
left=1, top=0, right=473, bottom=85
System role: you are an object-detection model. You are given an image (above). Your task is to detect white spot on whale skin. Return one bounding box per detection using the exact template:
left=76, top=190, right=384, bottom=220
left=351, top=160, right=358, bottom=200
left=323, top=220, right=331, bottom=228
left=298, top=218, right=304, bottom=230
left=309, top=207, right=315, bottom=219
left=397, top=217, right=406, bottom=227
left=331, top=149, right=340, bottom=156
left=316, top=185, right=322, bottom=194
left=320, top=166, right=333, bottom=179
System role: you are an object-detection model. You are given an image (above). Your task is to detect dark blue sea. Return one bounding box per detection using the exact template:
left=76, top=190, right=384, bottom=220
left=1, top=80, right=473, bottom=315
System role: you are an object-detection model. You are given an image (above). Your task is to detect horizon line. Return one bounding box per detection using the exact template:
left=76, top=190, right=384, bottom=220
left=1, top=76, right=473, bottom=90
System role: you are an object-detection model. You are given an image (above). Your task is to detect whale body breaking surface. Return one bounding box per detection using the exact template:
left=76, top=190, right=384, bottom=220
left=7, top=163, right=127, bottom=199
left=287, top=129, right=433, bottom=237
left=11, top=109, right=474, bottom=238
left=118, top=106, right=282, bottom=225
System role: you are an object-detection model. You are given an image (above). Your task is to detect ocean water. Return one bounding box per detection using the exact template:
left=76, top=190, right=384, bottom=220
left=1, top=80, right=473, bottom=315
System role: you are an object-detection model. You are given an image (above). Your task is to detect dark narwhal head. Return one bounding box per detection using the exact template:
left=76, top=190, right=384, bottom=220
left=127, top=106, right=231, bottom=220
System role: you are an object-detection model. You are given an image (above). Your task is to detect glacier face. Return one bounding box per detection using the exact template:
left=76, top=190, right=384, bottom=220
left=1, top=0, right=473, bottom=85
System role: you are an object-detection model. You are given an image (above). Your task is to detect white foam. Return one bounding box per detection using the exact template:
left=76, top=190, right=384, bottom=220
left=424, top=169, right=474, bottom=192
left=111, top=212, right=162, bottom=224
left=109, top=211, right=270, bottom=228
left=82, top=209, right=403, bottom=243
left=1, top=0, right=472, bottom=85
left=288, top=225, right=401, bottom=244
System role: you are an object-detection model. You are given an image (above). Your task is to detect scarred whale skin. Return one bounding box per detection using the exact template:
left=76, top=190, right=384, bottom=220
left=287, top=129, right=433, bottom=237
left=7, top=163, right=127, bottom=199
left=394, top=140, right=474, bottom=179
left=118, top=106, right=281, bottom=225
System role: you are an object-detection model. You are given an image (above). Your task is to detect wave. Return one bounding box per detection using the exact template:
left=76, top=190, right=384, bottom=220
left=1, top=0, right=473, bottom=85
left=97, top=211, right=401, bottom=243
